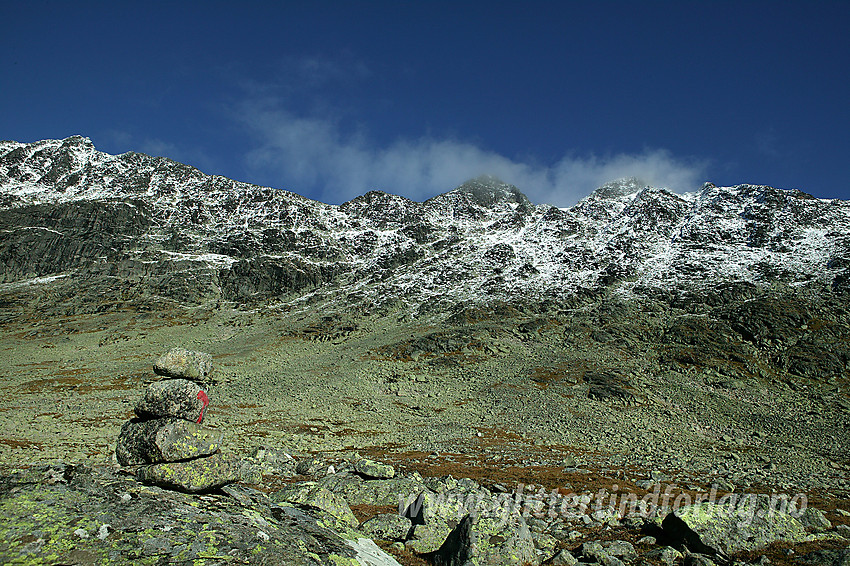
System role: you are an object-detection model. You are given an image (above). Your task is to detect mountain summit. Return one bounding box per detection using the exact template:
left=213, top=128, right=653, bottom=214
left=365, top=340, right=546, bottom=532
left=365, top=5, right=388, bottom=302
left=449, top=175, right=532, bottom=208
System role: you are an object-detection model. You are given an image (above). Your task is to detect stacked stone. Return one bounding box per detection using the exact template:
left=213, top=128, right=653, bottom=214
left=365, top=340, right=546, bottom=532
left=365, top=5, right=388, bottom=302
left=115, top=348, right=238, bottom=492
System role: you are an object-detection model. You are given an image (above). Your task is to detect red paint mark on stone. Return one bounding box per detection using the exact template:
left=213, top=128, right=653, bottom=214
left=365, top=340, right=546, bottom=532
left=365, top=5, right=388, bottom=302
left=197, top=390, right=209, bottom=423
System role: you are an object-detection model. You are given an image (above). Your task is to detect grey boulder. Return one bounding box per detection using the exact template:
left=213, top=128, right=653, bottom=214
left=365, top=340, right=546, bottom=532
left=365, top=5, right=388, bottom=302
left=136, top=452, right=239, bottom=493
left=134, top=378, right=209, bottom=423
left=427, top=512, right=538, bottom=566
left=353, top=458, right=396, bottom=479
left=115, top=417, right=222, bottom=466
left=153, top=348, right=213, bottom=382
left=661, top=495, right=812, bottom=557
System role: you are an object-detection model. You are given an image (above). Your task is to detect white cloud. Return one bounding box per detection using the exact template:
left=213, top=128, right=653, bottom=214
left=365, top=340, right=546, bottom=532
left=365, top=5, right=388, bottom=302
left=241, top=101, right=708, bottom=207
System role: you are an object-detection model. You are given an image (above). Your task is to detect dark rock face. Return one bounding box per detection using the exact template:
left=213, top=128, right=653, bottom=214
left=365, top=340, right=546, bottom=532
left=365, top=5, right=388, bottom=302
left=219, top=256, right=337, bottom=301
left=0, top=200, right=150, bottom=283
left=451, top=175, right=532, bottom=209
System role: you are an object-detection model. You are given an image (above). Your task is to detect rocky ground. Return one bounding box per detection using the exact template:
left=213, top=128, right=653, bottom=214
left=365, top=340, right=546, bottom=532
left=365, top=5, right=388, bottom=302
left=0, top=280, right=848, bottom=564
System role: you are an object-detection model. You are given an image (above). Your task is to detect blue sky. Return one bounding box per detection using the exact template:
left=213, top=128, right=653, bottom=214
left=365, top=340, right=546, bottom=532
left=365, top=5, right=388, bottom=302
left=2, top=1, right=849, bottom=206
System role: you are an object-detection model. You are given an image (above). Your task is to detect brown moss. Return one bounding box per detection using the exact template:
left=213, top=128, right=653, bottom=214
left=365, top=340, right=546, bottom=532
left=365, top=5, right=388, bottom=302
left=349, top=503, right=398, bottom=523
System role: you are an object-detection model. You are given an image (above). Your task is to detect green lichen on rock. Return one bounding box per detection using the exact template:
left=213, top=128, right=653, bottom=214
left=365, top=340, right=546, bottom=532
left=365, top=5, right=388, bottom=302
left=663, top=496, right=813, bottom=556
left=115, top=417, right=222, bottom=466
left=353, top=458, right=395, bottom=479
left=272, top=483, right=359, bottom=529
left=0, top=463, right=402, bottom=565
left=136, top=453, right=239, bottom=492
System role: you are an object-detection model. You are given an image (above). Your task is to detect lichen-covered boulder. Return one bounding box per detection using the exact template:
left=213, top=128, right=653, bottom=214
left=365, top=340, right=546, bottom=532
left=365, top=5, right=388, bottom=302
left=153, top=348, right=213, bottom=382
left=353, top=458, right=395, bottom=479
left=271, top=483, right=359, bottom=529
left=136, top=452, right=239, bottom=492
left=661, top=495, right=812, bottom=557
left=405, top=485, right=493, bottom=526
left=115, top=417, right=222, bottom=466
left=400, top=481, right=499, bottom=554
left=317, top=471, right=428, bottom=506
left=407, top=520, right=455, bottom=553
left=0, top=462, right=401, bottom=564
left=428, top=513, right=539, bottom=566
left=134, top=378, right=209, bottom=423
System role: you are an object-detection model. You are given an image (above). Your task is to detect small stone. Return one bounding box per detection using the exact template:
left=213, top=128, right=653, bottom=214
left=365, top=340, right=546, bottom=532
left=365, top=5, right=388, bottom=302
left=534, top=532, right=559, bottom=557
left=295, top=456, right=325, bottom=477
left=250, top=446, right=296, bottom=476
left=582, top=541, right=627, bottom=566
left=800, top=507, right=832, bottom=532
left=97, top=524, right=110, bottom=540
left=354, top=458, right=395, bottom=479
left=645, top=546, right=683, bottom=566
left=153, top=348, right=213, bottom=382
left=711, top=478, right=735, bottom=492
left=604, top=540, right=637, bottom=562
left=684, top=554, right=716, bottom=566
left=551, top=549, right=579, bottom=566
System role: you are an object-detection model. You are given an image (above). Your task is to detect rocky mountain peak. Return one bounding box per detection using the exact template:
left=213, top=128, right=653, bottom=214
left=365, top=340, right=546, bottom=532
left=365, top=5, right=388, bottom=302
left=450, top=175, right=531, bottom=208
left=589, top=177, right=649, bottom=199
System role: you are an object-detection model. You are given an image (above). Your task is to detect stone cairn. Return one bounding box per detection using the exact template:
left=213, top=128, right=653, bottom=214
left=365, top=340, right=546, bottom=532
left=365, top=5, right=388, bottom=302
left=115, top=347, right=239, bottom=492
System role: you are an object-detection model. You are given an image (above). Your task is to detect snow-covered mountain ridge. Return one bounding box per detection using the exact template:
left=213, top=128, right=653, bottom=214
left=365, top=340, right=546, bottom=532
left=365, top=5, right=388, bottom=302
left=1, top=136, right=848, bottom=315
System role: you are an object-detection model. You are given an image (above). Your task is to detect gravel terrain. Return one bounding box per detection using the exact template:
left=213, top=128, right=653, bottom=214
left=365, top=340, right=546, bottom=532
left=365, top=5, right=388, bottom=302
left=1, top=288, right=847, bottom=503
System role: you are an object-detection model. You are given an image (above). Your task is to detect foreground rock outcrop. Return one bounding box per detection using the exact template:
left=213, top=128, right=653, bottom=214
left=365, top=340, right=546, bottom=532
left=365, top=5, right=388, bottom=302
left=2, top=457, right=848, bottom=566
left=0, top=462, right=402, bottom=565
